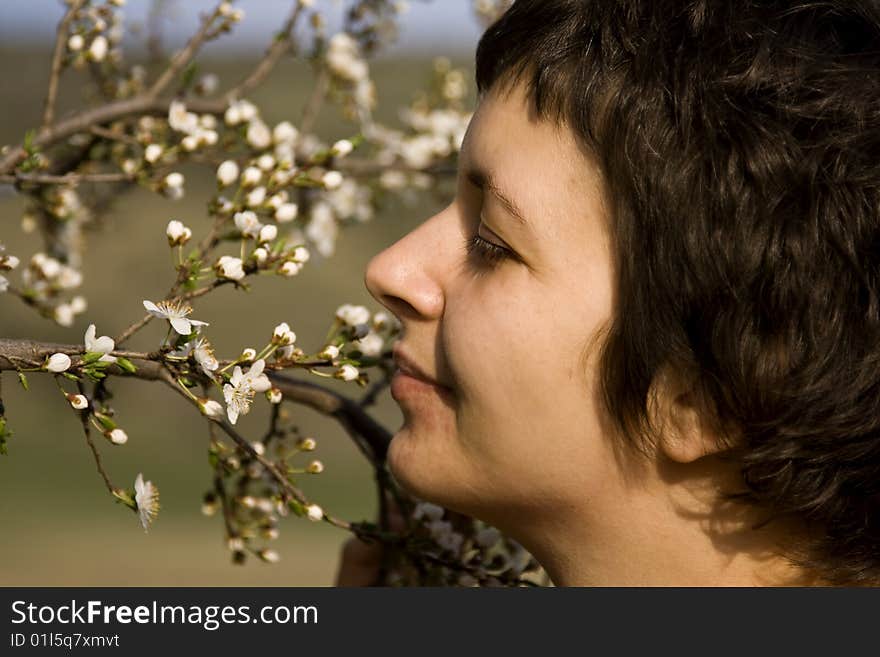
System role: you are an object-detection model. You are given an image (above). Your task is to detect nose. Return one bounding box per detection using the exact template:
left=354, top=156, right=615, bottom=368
left=364, top=208, right=450, bottom=323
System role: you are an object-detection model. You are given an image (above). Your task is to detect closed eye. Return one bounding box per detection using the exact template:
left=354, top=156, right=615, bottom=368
left=465, top=231, right=513, bottom=267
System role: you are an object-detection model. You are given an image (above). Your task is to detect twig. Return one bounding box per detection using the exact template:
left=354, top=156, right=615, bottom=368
left=41, top=0, right=86, bottom=130
left=76, top=389, right=116, bottom=496
left=300, top=67, right=330, bottom=134
left=223, top=1, right=305, bottom=101
left=0, top=172, right=136, bottom=186
left=146, top=2, right=225, bottom=99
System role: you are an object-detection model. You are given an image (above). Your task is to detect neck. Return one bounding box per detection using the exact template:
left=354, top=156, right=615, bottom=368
left=497, top=455, right=817, bottom=586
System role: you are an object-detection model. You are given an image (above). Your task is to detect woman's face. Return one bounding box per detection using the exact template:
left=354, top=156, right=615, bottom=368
left=365, top=81, right=625, bottom=532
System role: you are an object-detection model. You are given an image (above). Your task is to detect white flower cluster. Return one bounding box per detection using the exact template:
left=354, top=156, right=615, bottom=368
left=21, top=253, right=86, bottom=326
left=167, top=100, right=220, bottom=152
left=65, top=1, right=126, bottom=65
left=223, top=359, right=272, bottom=424
left=326, top=32, right=376, bottom=115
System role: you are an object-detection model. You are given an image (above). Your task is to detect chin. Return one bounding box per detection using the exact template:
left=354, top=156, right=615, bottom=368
left=387, top=428, right=473, bottom=514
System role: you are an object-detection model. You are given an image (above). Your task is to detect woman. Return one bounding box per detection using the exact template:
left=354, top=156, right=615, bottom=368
left=341, top=0, right=880, bottom=586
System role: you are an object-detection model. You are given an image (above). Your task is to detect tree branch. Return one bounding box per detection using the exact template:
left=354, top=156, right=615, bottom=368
left=223, top=1, right=305, bottom=101
left=145, top=2, right=225, bottom=99
left=41, top=0, right=87, bottom=130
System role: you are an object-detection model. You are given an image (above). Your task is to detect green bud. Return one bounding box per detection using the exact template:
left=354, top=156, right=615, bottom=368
left=116, top=357, right=137, bottom=374
left=17, top=372, right=28, bottom=391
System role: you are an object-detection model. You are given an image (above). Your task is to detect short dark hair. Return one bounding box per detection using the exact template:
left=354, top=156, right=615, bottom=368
left=476, top=0, right=880, bottom=585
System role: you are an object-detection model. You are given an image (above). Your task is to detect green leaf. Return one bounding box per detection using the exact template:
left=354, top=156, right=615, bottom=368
left=116, top=357, right=137, bottom=374
left=80, top=352, right=104, bottom=365
left=17, top=372, right=28, bottom=391
left=61, top=372, right=80, bottom=381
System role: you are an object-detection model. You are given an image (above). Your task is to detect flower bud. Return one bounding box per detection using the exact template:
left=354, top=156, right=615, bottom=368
left=198, top=399, right=224, bottom=420
left=246, top=186, right=266, bottom=208
left=257, top=154, right=276, bottom=171
left=319, top=345, right=339, bottom=360
left=67, top=394, right=89, bottom=410
left=241, top=166, right=262, bottom=187
left=252, top=247, right=268, bottom=265
left=88, top=36, right=108, bottom=62
left=332, top=139, right=354, bottom=157
left=258, top=225, right=277, bottom=244
left=258, top=549, right=280, bottom=563
left=272, top=121, right=298, bottom=145
left=291, top=246, right=310, bottom=263
left=107, top=428, right=128, bottom=445
left=267, top=388, right=282, bottom=404
left=68, top=34, right=84, bottom=51
left=46, top=353, right=72, bottom=373
left=322, top=170, right=343, bottom=189
left=278, top=261, right=301, bottom=277
left=144, top=143, right=163, bottom=164
left=166, top=219, right=192, bottom=246
left=306, top=460, right=324, bottom=474
left=335, top=364, right=359, bottom=382
left=274, top=203, right=298, bottom=223
left=240, top=348, right=257, bottom=361
left=306, top=504, right=323, bottom=522
left=297, top=437, right=316, bottom=451
left=272, top=322, right=296, bottom=345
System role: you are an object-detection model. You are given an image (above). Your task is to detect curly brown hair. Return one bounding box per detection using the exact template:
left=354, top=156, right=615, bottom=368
left=475, top=0, right=880, bottom=585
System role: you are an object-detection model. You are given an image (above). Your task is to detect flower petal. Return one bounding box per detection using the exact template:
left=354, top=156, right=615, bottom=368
left=169, top=317, right=192, bottom=335
left=85, top=324, right=97, bottom=349
left=189, top=319, right=210, bottom=328
left=142, top=300, right=164, bottom=317
left=93, top=335, right=115, bottom=353
left=227, top=405, right=239, bottom=424
left=250, top=374, right=272, bottom=393
left=231, top=366, right=243, bottom=386
left=248, top=359, right=265, bottom=377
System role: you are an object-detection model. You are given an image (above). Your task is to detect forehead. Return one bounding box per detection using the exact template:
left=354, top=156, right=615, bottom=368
left=459, top=81, right=607, bottom=243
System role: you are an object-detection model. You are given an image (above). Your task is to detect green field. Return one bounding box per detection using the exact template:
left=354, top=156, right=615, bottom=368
left=0, top=44, right=472, bottom=585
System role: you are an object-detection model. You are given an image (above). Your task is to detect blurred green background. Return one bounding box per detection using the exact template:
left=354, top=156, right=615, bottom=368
left=0, top=28, right=472, bottom=585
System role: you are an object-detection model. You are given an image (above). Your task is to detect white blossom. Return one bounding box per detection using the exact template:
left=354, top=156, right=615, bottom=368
left=166, top=219, right=192, bottom=246
left=54, top=303, right=75, bottom=327
left=223, top=359, right=271, bottom=424
left=257, top=154, right=276, bottom=171
left=352, top=332, right=383, bottom=357
left=144, top=143, right=163, bottom=163
left=306, top=202, right=338, bottom=257
left=68, top=34, right=84, bottom=51
left=108, top=428, right=128, bottom=445
left=291, top=246, right=310, bottom=264
left=267, top=388, right=282, bottom=404
left=216, top=160, right=240, bottom=187
left=241, top=166, right=262, bottom=187
left=216, top=255, right=246, bottom=281
left=88, top=36, right=108, bottom=62
left=246, top=186, right=267, bottom=207
left=332, top=139, right=354, bottom=157
left=70, top=296, right=87, bottom=315
left=84, top=324, right=117, bottom=363
left=68, top=394, right=89, bottom=410
left=234, top=211, right=262, bottom=238
left=259, top=549, right=281, bottom=563
left=252, top=247, right=268, bottom=265
left=142, top=299, right=208, bottom=335
left=199, top=399, right=224, bottom=420
left=168, top=100, right=199, bottom=134
left=319, top=344, right=339, bottom=360
left=134, top=473, right=160, bottom=531
left=240, top=348, right=257, bottom=361
left=278, top=261, right=302, bottom=277
left=163, top=172, right=185, bottom=199
left=335, top=364, right=359, bottom=382
left=274, top=203, right=298, bottom=223
left=306, top=504, right=323, bottom=521
left=336, top=303, right=371, bottom=327
left=273, top=322, right=296, bottom=345
left=413, top=501, right=445, bottom=522
left=307, top=460, right=324, bottom=474
left=322, top=170, right=343, bottom=189
left=46, top=353, right=72, bottom=373
left=246, top=120, right=272, bottom=150
left=258, top=225, right=277, bottom=243
left=192, top=338, right=219, bottom=375
left=272, top=121, right=298, bottom=145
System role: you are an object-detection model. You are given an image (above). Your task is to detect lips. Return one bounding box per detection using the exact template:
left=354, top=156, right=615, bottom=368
left=391, top=346, right=452, bottom=391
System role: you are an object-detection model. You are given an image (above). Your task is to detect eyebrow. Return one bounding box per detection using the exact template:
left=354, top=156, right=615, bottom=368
left=464, top=166, right=531, bottom=228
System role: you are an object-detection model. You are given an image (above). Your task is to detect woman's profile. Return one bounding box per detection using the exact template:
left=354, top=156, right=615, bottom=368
left=341, top=0, right=880, bottom=586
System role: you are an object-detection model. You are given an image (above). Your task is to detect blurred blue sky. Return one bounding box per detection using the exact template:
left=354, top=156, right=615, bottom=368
left=0, top=0, right=484, bottom=56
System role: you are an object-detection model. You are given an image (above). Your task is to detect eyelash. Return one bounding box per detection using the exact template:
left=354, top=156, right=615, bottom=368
left=465, top=232, right=512, bottom=266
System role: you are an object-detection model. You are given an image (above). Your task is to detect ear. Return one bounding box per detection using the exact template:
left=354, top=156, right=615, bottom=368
left=649, top=368, right=722, bottom=464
